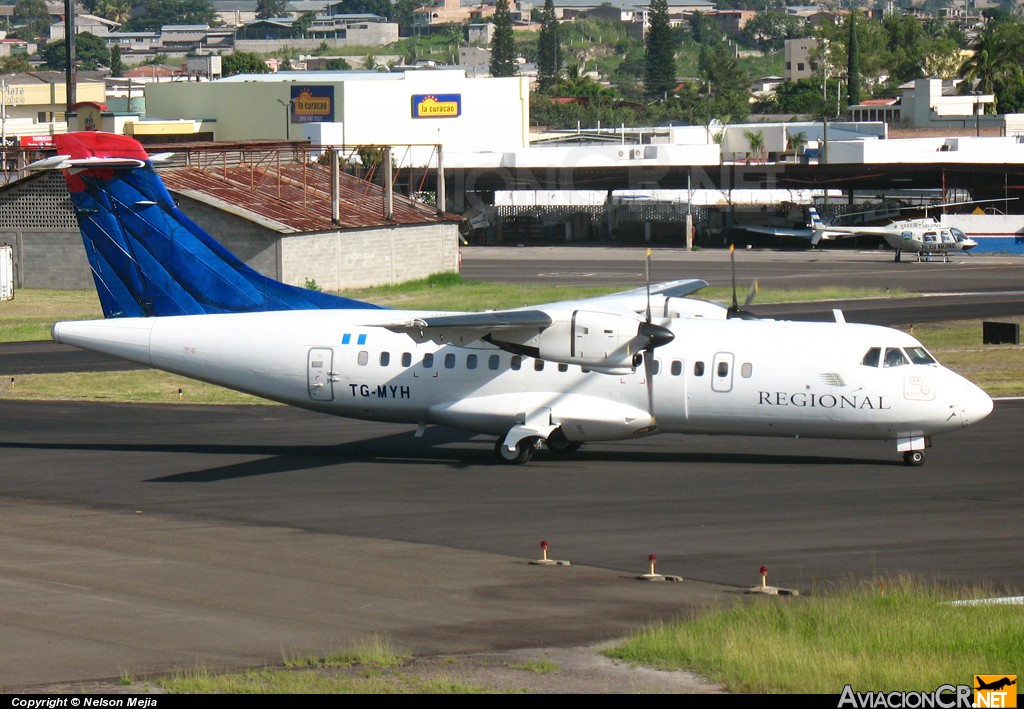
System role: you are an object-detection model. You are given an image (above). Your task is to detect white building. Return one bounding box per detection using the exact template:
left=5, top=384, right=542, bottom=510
left=143, top=69, right=532, bottom=162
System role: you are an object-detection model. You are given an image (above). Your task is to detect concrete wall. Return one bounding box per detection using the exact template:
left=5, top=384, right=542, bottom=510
left=0, top=172, right=458, bottom=291
left=0, top=230, right=94, bottom=290
left=281, top=222, right=460, bottom=290
left=178, top=194, right=459, bottom=289
left=233, top=22, right=399, bottom=52
left=828, top=135, right=1024, bottom=164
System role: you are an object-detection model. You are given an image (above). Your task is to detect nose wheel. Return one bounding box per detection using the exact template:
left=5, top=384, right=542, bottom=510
left=903, top=450, right=926, bottom=466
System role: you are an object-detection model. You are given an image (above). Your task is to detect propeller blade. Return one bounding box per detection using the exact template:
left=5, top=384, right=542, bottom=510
left=645, top=248, right=652, bottom=323
left=729, top=243, right=739, bottom=312
left=727, top=246, right=759, bottom=319
left=744, top=280, right=759, bottom=308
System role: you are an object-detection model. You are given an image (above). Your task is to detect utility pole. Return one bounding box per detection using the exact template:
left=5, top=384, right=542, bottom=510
left=64, top=0, right=76, bottom=113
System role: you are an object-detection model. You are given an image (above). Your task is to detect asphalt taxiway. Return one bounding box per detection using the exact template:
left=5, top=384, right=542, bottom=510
left=0, top=247, right=1021, bottom=691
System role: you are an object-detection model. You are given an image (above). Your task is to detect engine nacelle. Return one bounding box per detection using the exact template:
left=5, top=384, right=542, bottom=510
left=488, top=309, right=670, bottom=373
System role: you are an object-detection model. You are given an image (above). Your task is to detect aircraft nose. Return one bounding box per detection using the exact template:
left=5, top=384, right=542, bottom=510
left=962, top=239, right=978, bottom=251
left=958, top=380, right=994, bottom=427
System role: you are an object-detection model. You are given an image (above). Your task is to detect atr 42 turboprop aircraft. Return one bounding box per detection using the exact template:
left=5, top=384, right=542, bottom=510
left=34, top=132, right=993, bottom=466
left=739, top=207, right=979, bottom=262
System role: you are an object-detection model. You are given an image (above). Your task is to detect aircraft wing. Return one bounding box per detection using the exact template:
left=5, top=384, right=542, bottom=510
left=734, top=224, right=815, bottom=239
left=381, top=279, right=708, bottom=355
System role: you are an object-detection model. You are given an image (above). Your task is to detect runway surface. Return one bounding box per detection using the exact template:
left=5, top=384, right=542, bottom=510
left=1, top=247, right=1022, bottom=691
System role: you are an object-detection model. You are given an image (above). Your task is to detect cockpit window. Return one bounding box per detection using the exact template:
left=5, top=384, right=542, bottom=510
left=905, top=346, right=936, bottom=365
left=862, top=347, right=881, bottom=367
left=883, top=347, right=909, bottom=368
left=951, top=228, right=968, bottom=243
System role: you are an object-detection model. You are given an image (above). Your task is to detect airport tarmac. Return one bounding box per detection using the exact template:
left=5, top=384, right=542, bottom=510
left=0, top=247, right=1022, bottom=693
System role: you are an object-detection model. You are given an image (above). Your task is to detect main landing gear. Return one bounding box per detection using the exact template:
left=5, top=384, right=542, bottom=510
left=494, top=428, right=583, bottom=465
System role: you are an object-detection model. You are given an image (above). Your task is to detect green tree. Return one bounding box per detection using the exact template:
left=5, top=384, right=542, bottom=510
left=644, top=0, right=676, bottom=98
left=0, top=55, right=33, bottom=73
left=958, top=17, right=1024, bottom=112
left=94, top=0, right=132, bottom=23
left=256, top=0, right=288, bottom=19
left=743, top=129, right=765, bottom=161
left=39, top=32, right=110, bottom=70
left=330, top=0, right=392, bottom=16
left=109, top=44, right=125, bottom=76
left=536, top=0, right=560, bottom=91
left=741, top=12, right=806, bottom=53
left=393, top=0, right=424, bottom=35
left=122, top=0, right=216, bottom=32
left=753, top=78, right=825, bottom=115
left=12, top=0, right=52, bottom=42
left=846, top=11, right=861, bottom=108
left=292, top=11, right=316, bottom=37
left=688, top=11, right=720, bottom=46
left=684, top=40, right=749, bottom=123
left=489, top=0, right=517, bottom=77
left=222, top=51, right=271, bottom=76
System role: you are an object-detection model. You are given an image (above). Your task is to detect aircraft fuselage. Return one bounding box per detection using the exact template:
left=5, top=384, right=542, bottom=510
left=52, top=311, right=993, bottom=459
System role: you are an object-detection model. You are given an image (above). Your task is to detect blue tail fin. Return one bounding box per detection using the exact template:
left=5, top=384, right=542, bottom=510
left=47, top=132, right=383, bottom=318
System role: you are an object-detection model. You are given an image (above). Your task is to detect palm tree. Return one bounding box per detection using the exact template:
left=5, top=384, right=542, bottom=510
left=787, top=130, right=808, bottom=155
left=744, top=129, right=765, bottom=163
left=958, top=21, right=1023, bottom=111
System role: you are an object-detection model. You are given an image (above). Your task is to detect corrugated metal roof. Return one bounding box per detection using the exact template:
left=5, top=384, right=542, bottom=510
left=157, top=148, right=458, bottom=234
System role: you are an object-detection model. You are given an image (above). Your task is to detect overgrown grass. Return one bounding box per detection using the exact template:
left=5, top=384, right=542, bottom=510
left=0, top=289, right=102, bottom=342
left=160, top=634, right=500, bottom=694
left=0, top=370, right=270, bottom=405
left=152, top=578, right=1020, bottom=693
left=605, top=576, right=1023, bottom=694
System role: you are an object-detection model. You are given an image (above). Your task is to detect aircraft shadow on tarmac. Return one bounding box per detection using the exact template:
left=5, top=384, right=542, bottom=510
left=0, top=426, right=898, bottom=483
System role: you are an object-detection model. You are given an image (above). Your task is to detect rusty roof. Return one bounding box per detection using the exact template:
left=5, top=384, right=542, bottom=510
left=156, top=147, right=459, bottom=234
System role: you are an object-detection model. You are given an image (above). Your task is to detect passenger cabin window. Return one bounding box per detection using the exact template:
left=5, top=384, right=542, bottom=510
left=694, top=361, right=705, bottom=377
left=489, top=354, right=500, bottom=370
left=862, top=348, right=881, bottom=367
left=534, top=359, right=545, bottom=372
left=401, top=352, right=412, bottom=367
left=511, top=356, right=522, bottom=371
left=358, top=351, right=369, bottom=366
left=444, top=353, right=456, bottom=369
left=741, top=362, right=753, bottom=378
left=651, top=359, right=660, bottom=375
left=379, top=352, right=390, bottom=367
left=884, top=347, right=909, bottom=368
left=717, top=361, right=729, bottom=377
left=467, top=354, right=478, bottom=370
left=670, top=360, right=682, bottom=376
left=558, top=363, right=568, bottom=372
left=423, top=353, right=434, bottom=369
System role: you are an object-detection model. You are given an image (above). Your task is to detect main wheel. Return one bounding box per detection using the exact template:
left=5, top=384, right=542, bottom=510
left=495, top=437, right=536, bottom=465
left=545, top=429, right=582, bottom=456
left=903, top=450, right=926, bottom=466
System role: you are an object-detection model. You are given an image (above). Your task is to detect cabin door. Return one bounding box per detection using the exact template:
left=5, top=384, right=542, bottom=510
left=307, top=347, right=335, bottom=402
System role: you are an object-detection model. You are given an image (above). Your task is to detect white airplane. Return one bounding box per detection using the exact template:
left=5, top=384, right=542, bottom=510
left=737, top=206, right=980, bottom=262
left=35, top=132, right=994, bottom=466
